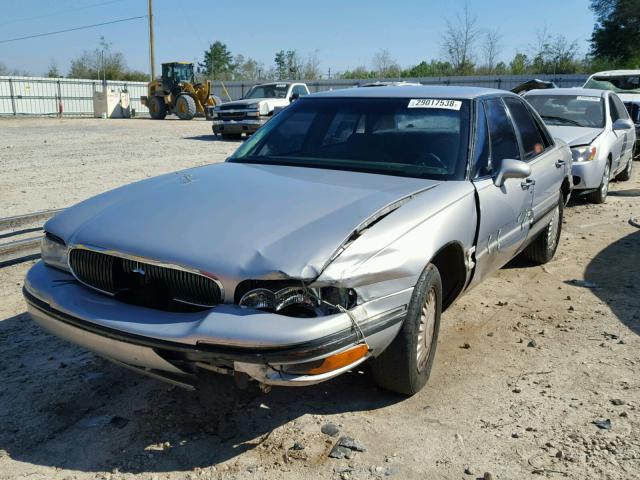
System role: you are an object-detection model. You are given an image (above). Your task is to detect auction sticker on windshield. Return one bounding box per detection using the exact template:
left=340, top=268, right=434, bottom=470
left=408, top=99, right=462, bottom=110
left=576, top=96, right=601, bottom=102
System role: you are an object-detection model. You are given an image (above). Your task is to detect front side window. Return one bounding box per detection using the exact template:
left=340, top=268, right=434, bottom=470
left=526, top=94, right=605, bottom=128
left=611, top=94, right=631, bottom=121
left=292, top=85, right=308, bottom=97
left=230, top=97, right=471, bottom=180
left=472, top=100, right=491, bottom=177
left=484, top=98, right=521, bottom=171
left=504, top=97, right=546, bottom=160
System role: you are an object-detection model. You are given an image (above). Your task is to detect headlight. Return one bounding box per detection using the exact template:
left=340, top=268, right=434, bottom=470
left=41, top=232, right=70, bottom=271
left=238, top=284, right=356, bottom=317
left=571, top=145, right=597, bottom=162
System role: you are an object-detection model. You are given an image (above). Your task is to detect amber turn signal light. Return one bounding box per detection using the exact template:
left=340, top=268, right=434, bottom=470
left=307, top=344, right=369, bottom=375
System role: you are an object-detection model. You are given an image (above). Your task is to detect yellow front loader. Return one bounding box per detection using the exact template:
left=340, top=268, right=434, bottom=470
left=141, top=62, right=220, bottom=120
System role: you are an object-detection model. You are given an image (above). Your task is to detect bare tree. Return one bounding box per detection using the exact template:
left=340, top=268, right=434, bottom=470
left=441, top=5, right=480, bottom=73
left=371, top=49, right=400, bottom=77
left=482, top=29, right=502, bottom=73
left=302, top=50, right=322, bottom=79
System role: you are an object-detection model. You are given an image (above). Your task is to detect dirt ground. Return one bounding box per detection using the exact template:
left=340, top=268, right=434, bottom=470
left=0, top=118, right=638, bottom=480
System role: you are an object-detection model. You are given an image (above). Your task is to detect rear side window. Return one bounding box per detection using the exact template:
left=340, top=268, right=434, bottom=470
left=504, top=97, right=546, bottom=160
left=484, top=98, right=521, bottom=170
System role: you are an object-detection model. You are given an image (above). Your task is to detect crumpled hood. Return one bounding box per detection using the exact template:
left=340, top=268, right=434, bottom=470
left=46, top=163, right=440, bottom=284
left=220, top=98, right=289, bottom=115
left=547, top=125, right=603, bottom=147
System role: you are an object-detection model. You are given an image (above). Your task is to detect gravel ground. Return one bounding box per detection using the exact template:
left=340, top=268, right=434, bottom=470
left=0, top=118, right=639, bottom=480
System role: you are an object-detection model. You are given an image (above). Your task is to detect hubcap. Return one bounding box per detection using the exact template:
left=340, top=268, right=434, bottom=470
left=546, top=205, right=560, bottom=253
left=416, top=288, right=436, bottom=373
left=601, top=163, right=610, bottom=198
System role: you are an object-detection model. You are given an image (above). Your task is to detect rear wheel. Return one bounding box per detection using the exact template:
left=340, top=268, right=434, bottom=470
left=587, top=161, right=610, bottom=204
left=175, top=95, right=196, bottom=120
left=149, top=96, right=167, bottom=120
left=617, top=156, right=633, bottom=181
left=522, top=198, right=563, bottom=264
left=371, top=263, right=442, bottom=396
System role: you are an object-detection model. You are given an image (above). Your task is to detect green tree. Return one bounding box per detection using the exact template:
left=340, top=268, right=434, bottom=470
left=509, top=52, right=529, bottom=74
left=200, top=41, right=235, bottom=80
left=46, top=60, right=60, bottom=78
left=590, top=0, right=640, bottom=66
left=67, top=37, right=135, bottom=80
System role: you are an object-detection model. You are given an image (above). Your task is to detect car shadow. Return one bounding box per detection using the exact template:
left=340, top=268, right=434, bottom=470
left=0, top=311, right=402, bottom=474
left=583, top=229, right=640, bottom=337
left=608, top=188, right=640, bottom=197
left=182, top=135, right=243, bottom=143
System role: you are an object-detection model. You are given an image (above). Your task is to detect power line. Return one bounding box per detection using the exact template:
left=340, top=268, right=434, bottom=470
left=0, top=16, right=146, bottom=45
left=0, top=0, right=129, bottom=27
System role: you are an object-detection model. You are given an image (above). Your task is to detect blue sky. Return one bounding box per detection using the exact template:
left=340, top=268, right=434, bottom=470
left=1, top=0, right=596, bottom=76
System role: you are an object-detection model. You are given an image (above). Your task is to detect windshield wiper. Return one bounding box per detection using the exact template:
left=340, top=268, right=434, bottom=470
left=541, top=115, right=583, bottom=126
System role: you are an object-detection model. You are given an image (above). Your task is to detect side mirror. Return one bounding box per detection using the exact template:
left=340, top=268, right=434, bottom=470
left=613, top=118, right=634, bottom=131
left=289, top=92, right=300, bottom=102
left=493, top=159, right=532, bottom=188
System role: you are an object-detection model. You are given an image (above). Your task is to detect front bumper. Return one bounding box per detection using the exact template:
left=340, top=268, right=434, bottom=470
left=212, top=118, right=268, bottom=135
left=571, top=156, right=608, bottom=190
left=24, top=261, right=408, bottom=387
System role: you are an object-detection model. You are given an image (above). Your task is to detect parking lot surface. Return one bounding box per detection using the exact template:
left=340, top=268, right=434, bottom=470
left=0, top=118, right=638, bottom=480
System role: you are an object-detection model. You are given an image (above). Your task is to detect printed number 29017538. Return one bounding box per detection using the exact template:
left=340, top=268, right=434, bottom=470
left=408, top=99, right=462, bottom=110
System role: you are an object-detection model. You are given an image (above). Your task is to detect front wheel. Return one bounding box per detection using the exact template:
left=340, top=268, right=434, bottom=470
left=371, top=264, right=442, bottom=396
left=522, top=198, right=563, bottom=264
left=587, top=161, right=610, bottom=204
left=617, top=157, right=633, bottom=181
left=148, top=96, right=167, bottom=120
left=175, top=95, right=196, bottom=120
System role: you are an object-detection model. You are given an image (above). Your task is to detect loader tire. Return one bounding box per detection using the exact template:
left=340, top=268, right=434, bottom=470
left=176, top=95, right=196, bottom=120
left=149, top=96, right=167, bottom=120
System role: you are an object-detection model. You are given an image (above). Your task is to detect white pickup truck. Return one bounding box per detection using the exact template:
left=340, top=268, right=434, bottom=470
left=210, top=82, right=310, bottom=139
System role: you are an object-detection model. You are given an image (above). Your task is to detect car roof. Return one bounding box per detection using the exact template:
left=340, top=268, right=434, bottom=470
left=589, top=70, right=640, bottom=77
left=524, top=87, right=607, bottom=98
left=311, top=85, right=510, bottom=99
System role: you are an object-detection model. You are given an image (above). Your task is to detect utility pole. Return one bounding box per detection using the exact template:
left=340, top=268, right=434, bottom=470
left=148, top=0, right=155, bottom=81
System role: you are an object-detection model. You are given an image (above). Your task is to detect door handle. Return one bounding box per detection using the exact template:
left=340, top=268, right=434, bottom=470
left=520, top=178, right=535, bottom=190
left=555, top=160, right=566, bottom=168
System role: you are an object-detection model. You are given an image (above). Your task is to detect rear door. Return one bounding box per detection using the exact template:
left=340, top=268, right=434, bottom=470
left=470, top=97, right=534, bottom=285
left=504, top=96, right=562, bottom=237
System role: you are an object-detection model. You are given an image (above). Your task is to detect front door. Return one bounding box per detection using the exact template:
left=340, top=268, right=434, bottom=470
left=469, top=97, right=534, bottom=286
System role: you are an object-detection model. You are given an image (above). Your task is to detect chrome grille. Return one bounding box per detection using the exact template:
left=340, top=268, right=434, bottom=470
left=219, top=111, right=247, bottom=121
left=69, top=249, right=222, bottom=309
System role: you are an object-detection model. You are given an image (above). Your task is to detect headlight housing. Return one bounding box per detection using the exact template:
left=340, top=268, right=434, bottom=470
left=571, top=145, right=597, bottom=162
left=41, top=232, right=70, bottom=272
left=238, top=282, right=356, bottom=317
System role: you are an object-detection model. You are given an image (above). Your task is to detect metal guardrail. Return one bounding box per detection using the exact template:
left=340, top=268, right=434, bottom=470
left=0, top=208, right=63, bottom=266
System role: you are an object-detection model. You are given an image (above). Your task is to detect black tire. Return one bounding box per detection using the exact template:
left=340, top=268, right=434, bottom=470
left=587, top=160, right=611, bottom=204
left=617, top=157, right=633, bottom=181
left=371, top=263, right=442, bottom=396
left=522, top=198, right=563, bottom=264
left=221, top=133, right=242, bottom=140
left=175, top=95, right=196, bottom=120
left=149, top=96, right=167, bottom=120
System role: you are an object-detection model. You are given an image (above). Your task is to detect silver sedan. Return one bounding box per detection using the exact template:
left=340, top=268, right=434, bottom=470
left=24, top=86, right=571, bottom=396
left=525, top=88, right=636, bottom=203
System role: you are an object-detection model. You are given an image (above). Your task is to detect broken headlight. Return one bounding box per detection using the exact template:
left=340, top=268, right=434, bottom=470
left=238, top=283, right=356, bottom=317
left=41, top=232, right=70, bottom=272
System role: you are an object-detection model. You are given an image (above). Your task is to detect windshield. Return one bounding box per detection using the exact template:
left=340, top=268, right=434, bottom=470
left=245, top=84, right=289, bottom=99
left=585, top=75, right=640, bottom=94
left=173, top=65, right=193, bottom=83
left=526, top=94, right=605, bottom=128
left=229, top=97, right=471, bottom=180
